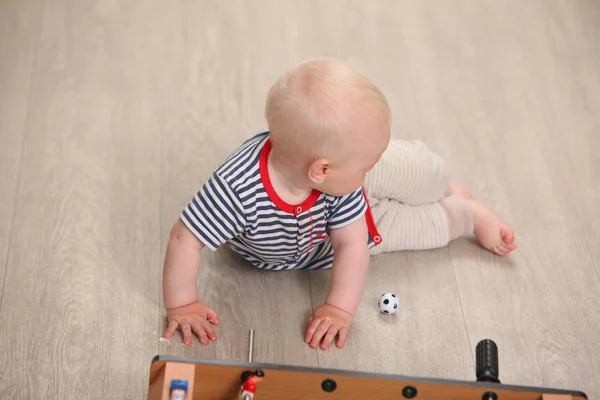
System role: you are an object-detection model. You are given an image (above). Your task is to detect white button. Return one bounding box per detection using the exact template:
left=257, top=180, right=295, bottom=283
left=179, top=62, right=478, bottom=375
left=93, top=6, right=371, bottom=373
left=374, top=235, right=382, bottom=243
left=299, top=234, right=305, bottom=239
left=296, top=206, right=303, bottom=214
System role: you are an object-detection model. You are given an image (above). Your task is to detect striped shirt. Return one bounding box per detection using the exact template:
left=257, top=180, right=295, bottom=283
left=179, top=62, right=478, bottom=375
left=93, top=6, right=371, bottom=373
left=180, top=131, right=381, bottom=270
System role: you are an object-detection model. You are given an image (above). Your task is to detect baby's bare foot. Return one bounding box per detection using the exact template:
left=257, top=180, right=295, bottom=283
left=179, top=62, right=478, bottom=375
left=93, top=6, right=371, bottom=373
left=470, top=199, right=517, bottom=256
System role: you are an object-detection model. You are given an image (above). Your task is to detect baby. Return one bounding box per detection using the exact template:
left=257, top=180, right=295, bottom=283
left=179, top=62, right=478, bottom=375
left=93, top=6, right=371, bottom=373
left=161, top=57, right=517, bottom=351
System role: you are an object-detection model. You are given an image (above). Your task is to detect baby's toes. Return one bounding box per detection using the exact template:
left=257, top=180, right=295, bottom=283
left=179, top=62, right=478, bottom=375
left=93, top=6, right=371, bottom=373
left=494, top=244, right=508, bottom=256
left=500, top=226, right=515, bottom=244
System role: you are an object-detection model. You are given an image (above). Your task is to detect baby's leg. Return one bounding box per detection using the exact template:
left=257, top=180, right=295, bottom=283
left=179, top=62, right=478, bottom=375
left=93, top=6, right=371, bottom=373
left=367, top=198, right=451, bottom=255
left=364, top=139, right=449, bottom=206
left=368, top=192, right=517, bottom=256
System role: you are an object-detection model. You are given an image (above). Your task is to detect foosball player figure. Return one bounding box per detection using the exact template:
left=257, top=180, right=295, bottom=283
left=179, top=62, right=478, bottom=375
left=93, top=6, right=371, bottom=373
left=238, top=369, right=265, bottom=400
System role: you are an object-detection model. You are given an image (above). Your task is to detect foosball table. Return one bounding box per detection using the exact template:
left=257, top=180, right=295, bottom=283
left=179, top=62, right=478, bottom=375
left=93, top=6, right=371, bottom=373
left=147, top=330, right=587, bottom=400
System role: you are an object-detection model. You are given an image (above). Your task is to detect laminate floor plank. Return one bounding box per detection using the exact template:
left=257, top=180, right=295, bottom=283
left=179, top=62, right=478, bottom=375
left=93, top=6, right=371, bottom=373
left=0, top=1, right=165, bottom=398
left=0, top=0, right=42, bottom=307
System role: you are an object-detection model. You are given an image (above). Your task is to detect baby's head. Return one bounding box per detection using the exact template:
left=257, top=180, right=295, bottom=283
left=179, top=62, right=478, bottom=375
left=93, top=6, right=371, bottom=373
left=265, top=57, right=391, bottom=196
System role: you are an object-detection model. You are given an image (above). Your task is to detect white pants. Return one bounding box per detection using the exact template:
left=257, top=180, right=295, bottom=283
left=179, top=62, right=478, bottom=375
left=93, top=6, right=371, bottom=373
left=363, top=140, right=453, bottom=255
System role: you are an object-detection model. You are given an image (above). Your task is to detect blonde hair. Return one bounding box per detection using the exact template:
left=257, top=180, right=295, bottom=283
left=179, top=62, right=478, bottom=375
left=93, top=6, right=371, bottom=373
left=264, top=57, right=391, bottom=165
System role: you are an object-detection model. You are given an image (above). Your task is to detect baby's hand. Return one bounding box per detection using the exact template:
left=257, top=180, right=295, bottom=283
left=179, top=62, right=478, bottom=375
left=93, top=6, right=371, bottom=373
left=305, top=303, right=353, bottom=350
left=163, top=301, right=220, bottom=345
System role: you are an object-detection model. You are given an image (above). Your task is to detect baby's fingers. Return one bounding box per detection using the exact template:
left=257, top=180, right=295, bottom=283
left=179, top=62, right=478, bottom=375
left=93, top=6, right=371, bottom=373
left=320, top=325, right=339, bottom=350
left=305, top=318, right=322, bottom=344
left=163, top=320, right=179, bottom=339
left=180, top=322, right=193, bottom=345
left=191, top=321, right=210, bottom=345
left=336, top=327, right=349, bottom=348
left=206, top=308, right=220, bottom=325
left=199, top=318, right=217, bottom=341
left=310, top=319, right=332, bottom=349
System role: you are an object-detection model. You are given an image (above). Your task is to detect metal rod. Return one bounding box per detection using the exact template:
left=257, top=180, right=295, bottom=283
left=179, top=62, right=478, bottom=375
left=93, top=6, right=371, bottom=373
left=248, top=329, right=255, bottom=363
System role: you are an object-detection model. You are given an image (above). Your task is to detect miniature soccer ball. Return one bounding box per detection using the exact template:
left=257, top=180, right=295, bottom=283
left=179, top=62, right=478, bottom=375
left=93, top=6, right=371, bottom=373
left=378, top=293, right=399, bottom=314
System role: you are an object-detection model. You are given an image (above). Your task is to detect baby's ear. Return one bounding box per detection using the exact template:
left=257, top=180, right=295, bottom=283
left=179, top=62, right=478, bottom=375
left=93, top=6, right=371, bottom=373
left=307, top=158, right=329, bottom=184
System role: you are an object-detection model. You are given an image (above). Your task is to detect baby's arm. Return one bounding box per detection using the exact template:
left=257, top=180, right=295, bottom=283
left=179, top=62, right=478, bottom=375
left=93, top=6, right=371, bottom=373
left=304, top=215, right=370, bottom=350
left=162, top=172, right=245, bottom=344
left=162, top=219, right=220, bottom=345
left=162, top=219, right=203, bottom=308
left=325, top=215, right=370, bottom=315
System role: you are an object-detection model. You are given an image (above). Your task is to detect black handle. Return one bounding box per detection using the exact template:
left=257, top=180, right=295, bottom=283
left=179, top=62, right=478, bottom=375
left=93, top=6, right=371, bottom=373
left=476, top=339, right=500, bottom=383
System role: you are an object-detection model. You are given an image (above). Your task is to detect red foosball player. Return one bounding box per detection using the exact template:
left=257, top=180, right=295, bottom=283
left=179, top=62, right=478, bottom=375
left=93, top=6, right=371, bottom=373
left=238, top=370, right=265, bottom=400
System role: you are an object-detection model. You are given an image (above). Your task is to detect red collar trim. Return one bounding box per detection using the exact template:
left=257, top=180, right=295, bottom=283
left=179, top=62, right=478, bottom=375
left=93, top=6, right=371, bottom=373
left=259, top=138, right=321, bottom=215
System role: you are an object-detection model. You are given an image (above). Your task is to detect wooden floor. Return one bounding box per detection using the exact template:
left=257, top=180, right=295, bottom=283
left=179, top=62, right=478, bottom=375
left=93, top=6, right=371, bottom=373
left=1, top=0, right=599, bottom=398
